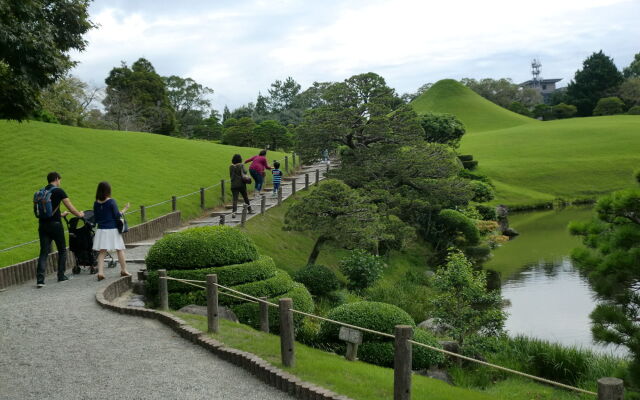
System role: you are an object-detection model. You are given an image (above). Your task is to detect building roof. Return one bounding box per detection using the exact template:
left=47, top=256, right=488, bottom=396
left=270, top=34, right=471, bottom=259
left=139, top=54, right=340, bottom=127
left=520, top=78, right=562, bottom=86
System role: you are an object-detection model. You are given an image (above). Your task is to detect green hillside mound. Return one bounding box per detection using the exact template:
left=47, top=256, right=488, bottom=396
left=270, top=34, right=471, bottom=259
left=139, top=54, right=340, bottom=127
left=460, top=115, right=640, bottom=205
left=410, top=79, right=537, bottom=132
left=0, top=120, right=289, bottom=267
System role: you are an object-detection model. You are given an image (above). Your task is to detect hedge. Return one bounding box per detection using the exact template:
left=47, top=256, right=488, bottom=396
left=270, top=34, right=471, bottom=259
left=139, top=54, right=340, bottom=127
left=359, top=329, right=445, bottom=369
left=145, top=226, right=259, bottom=270
left=232, top=282, right=314, bottom=333
left=462, top=160, right=478, bottom=170
left=293, top=264, right=341, bottom=296
left=318, top=301, right=415, bottom=343
left=165, top=269, right=294, bottom=309
left=146, top=255, right=277, bottom=297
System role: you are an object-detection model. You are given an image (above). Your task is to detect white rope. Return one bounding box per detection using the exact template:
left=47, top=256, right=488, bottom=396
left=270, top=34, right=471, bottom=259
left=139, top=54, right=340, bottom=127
left=145, top=199, right=172, bottom=209
left=0, top=239, right=40, bottom=252
left=163, top=277, right=258, bottom=303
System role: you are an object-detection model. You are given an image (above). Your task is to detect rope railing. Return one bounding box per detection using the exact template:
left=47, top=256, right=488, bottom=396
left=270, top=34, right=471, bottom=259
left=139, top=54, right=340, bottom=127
left=158, top=275, right=602, bottom=397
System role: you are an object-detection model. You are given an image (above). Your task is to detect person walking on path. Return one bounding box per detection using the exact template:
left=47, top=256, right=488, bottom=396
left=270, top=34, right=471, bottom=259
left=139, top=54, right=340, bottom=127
left=244, top=149, right=271, bottom=197
left=271, top=161, right=282, bottom=198
left=92, top=181, right=130, bottom=281
left=230, top=154, right=253, bottom=218
left=35, top=172, right=84, bottom=288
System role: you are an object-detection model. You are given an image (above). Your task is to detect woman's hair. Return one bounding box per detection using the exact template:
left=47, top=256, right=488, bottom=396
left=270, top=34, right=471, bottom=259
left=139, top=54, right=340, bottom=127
left=95, top=181, right=112, bottom=201
left=259, top=149, right=267, bottom=156
left=232, top=154, right=242, bottom=164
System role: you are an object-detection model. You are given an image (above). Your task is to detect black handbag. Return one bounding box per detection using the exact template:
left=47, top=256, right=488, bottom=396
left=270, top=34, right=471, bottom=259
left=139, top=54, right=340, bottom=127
left=117, top=214, right=129, bottom=234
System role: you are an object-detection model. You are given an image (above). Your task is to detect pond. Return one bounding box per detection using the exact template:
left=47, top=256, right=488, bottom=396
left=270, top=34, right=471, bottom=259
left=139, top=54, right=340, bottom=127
left=485, top=206, right=625, bottom=355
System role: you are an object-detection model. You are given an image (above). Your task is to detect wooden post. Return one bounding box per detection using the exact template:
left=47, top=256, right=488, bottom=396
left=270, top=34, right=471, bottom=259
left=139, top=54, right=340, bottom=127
left=219, top=214, right=225, bottom=226
left=140, top=205, right=146, bottom=223
left=207, top=274, right=219, bottom=333
left=279, top=298, right=295, bottom=367
left=259, top=296, right=269, bottom=333
left=171, top=196, right=177, bottom=212
left=284, top=156, right=289, bottom=173
left=315, top=169, right=320, bottom=186
left=291, top=179, right=296, bottom=195
left=598, top=378, right=624, bottom=400
left=305, top=174, right=309, bottom=190
left=326, top=162, right=330, bottom=173
left=241, top=204, right=248, bottom=226
left=158, top=269, right=169, bottom=311
left=277, top=186, right=282, bottom=205
left=292, top=153, right=296, bottom=168
left=220, top=179, right=225, bottom=204
left=261, top=195, right=266, bottom=214
left=394, top=325, right=413, bottom=400
left=200, top=187, right=205, bottom=210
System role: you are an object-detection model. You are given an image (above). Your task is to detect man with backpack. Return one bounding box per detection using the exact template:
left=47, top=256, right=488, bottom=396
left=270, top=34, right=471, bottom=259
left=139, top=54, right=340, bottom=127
left=34, top=172, right=84, bottom=288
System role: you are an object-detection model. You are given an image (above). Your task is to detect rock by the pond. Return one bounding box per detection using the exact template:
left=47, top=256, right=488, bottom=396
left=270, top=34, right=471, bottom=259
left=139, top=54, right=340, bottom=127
left=417, top=318, right=452, bottom=336
left=178, top=304, right=239, bottom=323
left=503, top=227, right=520, bottom=237
left=417, top=367, right=453, bottom=385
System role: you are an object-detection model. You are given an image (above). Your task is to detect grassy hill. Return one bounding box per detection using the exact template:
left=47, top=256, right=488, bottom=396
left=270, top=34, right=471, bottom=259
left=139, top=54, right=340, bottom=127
left=411, top=79, right=640, bottom=205
left=0, top=120, right=289, bottom=267
left=410, top=79, right=537, bottom=132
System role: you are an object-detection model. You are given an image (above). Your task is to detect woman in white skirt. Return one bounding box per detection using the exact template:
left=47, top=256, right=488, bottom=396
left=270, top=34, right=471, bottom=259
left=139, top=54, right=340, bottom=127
left=92, top=181, right=130, bottom=281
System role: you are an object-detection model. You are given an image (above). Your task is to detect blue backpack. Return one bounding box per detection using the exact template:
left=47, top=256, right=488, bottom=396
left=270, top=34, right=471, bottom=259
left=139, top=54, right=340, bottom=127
left=33, top=187, right=60, bottom=219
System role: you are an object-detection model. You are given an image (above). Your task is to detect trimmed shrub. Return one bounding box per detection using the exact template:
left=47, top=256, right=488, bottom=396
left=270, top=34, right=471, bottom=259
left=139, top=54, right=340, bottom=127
left=593, top=97, right=625, bottom=116
left=551, top=103, right=577, bottom=119
left=145, top=226, right=259, bottom=270
left=458, top=154, right=474, bottom=162
left=164, top=268, right=293, bottom=309
left=359, top=329, right=445, bottom=369
left=628, top=105, right=640, bottom=115
left=459, top=169, right=491, bottom=184
left=475, top=204, right=497, bottom=221
left=339, top=250, right=385, bottom=290
left=318, top=301, right=414, bottom=343
left=146, top=255, right=277, bottom=296
left=462, top=160, right=478, bottom=170
left=470, top=181, right=495, bottom=203
left=232, top=282, right=313, bottom=333
left=293, top=264, right=341, bottom=296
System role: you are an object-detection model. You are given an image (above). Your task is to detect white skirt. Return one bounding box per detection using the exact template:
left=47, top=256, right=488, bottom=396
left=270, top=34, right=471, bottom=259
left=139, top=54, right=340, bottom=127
left=93, top=228, right=126, bottom=251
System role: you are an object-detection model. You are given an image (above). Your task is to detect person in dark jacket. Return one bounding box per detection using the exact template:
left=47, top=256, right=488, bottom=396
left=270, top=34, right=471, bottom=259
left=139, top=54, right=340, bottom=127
left=92, top=181, right=130, bottom=281
left=230, top=154, right=253, bottom=218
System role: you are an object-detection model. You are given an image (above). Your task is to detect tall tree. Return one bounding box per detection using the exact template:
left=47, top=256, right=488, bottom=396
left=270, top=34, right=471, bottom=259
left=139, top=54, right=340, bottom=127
left=284, top=180, right=382, bottom=264
left=222, top=105, right=231, bottom=122
left=163, top=75, right=213, bottom=136
left=295, top=72, right=423, bottom=162
left=570, top=186, right=640, bottom=383
left=566, top=51, right=624, bottom=116
left=267, top=76, right=301, bottom=113
left=461, top=78, right=542, bottom=108
left=619, top=78, right=640, bottom=108
left=103, top=58, right=176, bottom=134
left=221, top=117, right=256, bottom=147
left=253, top=120, right=291, bottom=150
left=39, top=75, right=102, bottom=126
left=0, top=0, right=94, bottom=120
left=623, top=53, right=640, bottom=79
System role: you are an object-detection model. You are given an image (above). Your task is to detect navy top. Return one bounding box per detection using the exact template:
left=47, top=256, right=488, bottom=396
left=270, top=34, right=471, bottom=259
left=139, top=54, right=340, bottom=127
left=93, top=198, right=121, bottom=229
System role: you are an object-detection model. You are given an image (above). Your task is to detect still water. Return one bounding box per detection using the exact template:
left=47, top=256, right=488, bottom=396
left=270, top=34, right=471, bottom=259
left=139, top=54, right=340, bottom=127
left=486, top=206, right=624, bottom=355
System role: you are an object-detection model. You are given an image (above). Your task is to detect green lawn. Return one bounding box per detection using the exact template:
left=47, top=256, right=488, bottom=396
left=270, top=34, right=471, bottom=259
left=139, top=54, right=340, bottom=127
left=0, top=120, right=289, bottom=267
left=177, top=313, right=587, bottom=400
left=410, top=79, right=640, bottom=206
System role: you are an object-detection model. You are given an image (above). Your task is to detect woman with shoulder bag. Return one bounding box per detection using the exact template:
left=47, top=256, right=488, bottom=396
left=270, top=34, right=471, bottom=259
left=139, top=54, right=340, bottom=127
left=92, top=181, right=131, bottom=281
left=230, top=154, right=253, bottom=219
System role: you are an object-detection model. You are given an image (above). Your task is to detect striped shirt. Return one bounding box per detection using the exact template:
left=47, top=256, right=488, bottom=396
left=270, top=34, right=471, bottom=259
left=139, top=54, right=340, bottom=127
left=272, top=169, right=282, bottom=184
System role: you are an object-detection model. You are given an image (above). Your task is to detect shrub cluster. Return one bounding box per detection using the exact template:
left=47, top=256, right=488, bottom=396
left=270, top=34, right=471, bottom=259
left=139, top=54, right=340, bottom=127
left=318, top=301, right=444, bottom=369
left=293, top=264, right=341, bottom=296
left=339, top=250, right=385, bottom=290
left=145, top=226, right=259, bottom=270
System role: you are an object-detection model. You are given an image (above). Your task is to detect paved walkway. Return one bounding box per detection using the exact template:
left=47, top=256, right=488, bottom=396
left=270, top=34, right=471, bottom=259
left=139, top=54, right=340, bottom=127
left=0, top=160, right=336, bottom=400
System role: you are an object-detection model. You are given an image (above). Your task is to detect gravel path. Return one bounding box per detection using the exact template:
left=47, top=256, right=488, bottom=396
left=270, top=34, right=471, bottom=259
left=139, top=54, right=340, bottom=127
left=0, top=266, right=291, bottom=400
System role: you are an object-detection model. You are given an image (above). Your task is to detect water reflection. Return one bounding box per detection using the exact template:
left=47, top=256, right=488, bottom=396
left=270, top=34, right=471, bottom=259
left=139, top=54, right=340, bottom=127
left=500, top=257, right=625, bottom=356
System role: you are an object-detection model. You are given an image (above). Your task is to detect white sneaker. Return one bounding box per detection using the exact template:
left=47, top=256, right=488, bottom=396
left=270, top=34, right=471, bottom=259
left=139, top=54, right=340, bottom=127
left=231, top=212, right=236, bottom=219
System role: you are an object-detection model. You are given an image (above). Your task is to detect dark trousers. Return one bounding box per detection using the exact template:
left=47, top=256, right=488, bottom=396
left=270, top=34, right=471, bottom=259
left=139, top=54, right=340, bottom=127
left=37, top=220, right=67, bottom=283
left=250, top=169, right=264, bottom=191
left=231, top=187, right=251, bottom=213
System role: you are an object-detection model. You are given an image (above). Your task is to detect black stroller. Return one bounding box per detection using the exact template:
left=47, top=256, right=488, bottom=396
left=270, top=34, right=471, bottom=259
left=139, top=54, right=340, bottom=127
left=65, top=210, right=115, bottom=274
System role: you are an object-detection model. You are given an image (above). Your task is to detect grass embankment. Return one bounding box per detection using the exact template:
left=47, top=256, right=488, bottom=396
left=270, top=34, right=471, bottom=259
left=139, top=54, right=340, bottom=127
left=0, top=120, right=289, bottom=267
left=410, top=80, right=640, bottom=206
left=177, top=313, right=591, bottom=400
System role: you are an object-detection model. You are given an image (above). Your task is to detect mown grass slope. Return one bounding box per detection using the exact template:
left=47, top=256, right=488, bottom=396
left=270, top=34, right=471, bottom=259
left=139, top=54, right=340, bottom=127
left=0, top=120, right=288, bottom=267
left=410, top=79, right=537, bottom=132
left=411, top=79, right=640, bottom=205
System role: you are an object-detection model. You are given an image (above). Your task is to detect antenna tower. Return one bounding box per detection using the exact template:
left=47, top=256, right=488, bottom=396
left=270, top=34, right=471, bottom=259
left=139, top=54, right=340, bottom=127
left=531, top=59, right=542, bottom=87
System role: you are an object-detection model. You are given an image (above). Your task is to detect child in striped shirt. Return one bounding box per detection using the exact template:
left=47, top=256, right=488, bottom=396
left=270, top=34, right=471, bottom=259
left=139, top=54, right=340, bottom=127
left=271, top=161, right=282, bottom=197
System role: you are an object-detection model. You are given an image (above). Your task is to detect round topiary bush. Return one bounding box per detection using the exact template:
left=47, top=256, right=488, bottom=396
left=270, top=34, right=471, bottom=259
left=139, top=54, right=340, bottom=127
left=145, top=225, right=259, bottom=270
left=339, top=250, right=385, bottom=290
left=318, top=301, right=414, bottom=343
left=293, top=264, right=341, bottom=296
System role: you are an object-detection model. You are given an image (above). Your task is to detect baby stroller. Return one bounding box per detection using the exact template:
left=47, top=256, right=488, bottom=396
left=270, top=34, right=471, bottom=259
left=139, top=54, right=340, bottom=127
left=65, top=210, right=115, bottom=274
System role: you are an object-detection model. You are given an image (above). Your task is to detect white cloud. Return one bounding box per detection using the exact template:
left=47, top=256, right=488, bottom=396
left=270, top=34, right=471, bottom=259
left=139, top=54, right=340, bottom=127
left=71, top=0, right=639, bottom=109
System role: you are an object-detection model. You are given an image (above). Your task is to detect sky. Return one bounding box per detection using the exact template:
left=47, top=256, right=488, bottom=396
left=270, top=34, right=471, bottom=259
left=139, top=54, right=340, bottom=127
left=70, top=0, right=640, bottom=111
